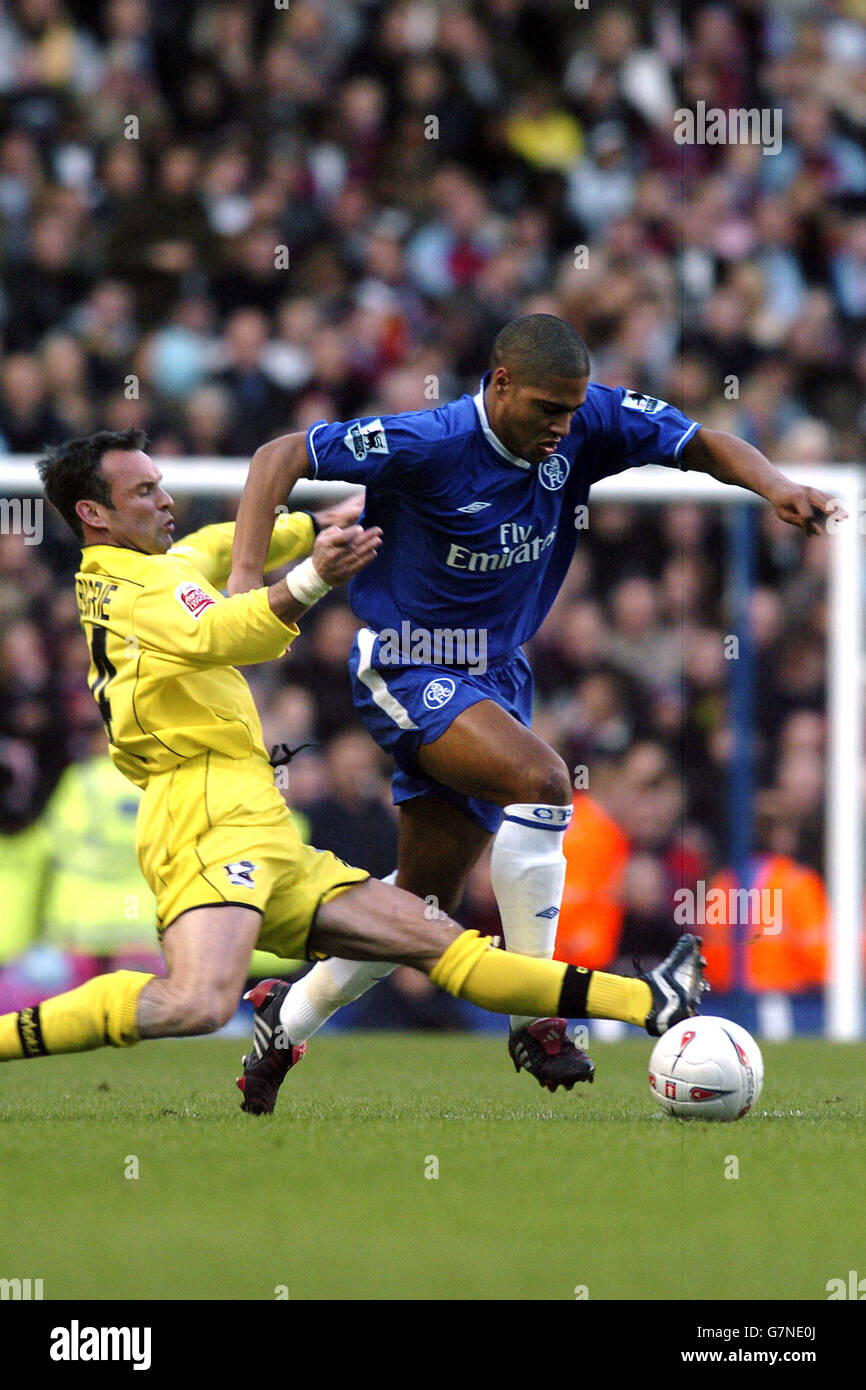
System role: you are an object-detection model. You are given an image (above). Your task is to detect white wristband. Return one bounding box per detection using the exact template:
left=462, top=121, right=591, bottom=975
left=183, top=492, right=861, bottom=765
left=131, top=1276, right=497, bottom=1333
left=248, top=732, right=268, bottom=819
left=285, top=556, right=332, bottom=607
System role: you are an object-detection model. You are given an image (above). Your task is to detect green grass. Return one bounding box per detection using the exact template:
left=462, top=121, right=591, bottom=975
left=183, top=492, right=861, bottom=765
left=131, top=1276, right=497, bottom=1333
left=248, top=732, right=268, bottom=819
left=1, top=1034, right=863, bottom=1301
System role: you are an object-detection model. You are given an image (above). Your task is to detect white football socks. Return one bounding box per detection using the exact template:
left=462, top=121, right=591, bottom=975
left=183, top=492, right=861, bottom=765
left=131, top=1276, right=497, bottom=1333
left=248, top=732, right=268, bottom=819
left=489, top=802, right=573, bottom=1032
left=278, top=872, right=397, bottom=1043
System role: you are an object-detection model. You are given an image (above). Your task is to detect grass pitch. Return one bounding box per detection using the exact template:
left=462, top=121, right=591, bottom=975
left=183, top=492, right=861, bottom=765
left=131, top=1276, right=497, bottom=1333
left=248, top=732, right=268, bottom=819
left=1, top=1033, right=863, bottom=1302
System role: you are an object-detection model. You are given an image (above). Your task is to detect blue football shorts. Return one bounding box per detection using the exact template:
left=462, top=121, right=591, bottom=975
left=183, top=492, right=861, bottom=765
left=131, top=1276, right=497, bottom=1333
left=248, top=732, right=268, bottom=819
left=347, top=627, right=534, bottom=833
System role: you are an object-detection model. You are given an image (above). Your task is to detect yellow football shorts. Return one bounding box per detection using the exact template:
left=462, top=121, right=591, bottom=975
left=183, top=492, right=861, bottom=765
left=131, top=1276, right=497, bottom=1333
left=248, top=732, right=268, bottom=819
left=136, top=751, right=368, bottom=958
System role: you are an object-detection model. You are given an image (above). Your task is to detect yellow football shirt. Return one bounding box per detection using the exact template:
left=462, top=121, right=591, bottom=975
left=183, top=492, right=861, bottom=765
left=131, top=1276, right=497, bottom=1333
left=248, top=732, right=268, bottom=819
left=74, top=512, right=314, bottom=788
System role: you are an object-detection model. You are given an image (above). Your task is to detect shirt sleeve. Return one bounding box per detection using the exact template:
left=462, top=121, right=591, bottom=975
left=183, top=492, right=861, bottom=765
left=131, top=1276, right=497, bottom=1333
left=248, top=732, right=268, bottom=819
left=613, top=388, right=701, bottom=471
left=130, top=561, right=299, bottom=670
left=306, top=410, right=441, bottom=490
left=168, top=512, right=315, bottom=589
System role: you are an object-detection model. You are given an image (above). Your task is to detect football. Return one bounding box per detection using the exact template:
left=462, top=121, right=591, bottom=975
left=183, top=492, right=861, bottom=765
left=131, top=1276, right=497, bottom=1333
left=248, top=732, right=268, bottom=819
left=649, top=1016, right=764, bottom=1121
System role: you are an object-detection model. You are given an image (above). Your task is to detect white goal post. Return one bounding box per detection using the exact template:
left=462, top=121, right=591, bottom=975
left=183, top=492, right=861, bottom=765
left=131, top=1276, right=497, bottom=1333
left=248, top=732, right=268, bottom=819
left=592, top=464, right=864, bottom=1043
left=3, top=458, right=863, bottom=1039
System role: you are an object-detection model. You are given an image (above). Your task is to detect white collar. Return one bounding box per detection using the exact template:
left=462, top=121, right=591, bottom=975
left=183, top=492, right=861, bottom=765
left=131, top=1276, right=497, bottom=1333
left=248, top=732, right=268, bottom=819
left=473, top=376, right=532, bottom=470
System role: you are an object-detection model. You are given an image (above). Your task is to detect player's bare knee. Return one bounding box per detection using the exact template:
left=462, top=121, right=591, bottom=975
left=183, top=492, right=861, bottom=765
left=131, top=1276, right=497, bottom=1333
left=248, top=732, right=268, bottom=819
left=182, top=1004, right=230, bottom=1036
left=521, top=754, right=572, bottom=807
left=203, top=994, right=238, bottom=1033
left=163, top=983, right=235, bottom=1036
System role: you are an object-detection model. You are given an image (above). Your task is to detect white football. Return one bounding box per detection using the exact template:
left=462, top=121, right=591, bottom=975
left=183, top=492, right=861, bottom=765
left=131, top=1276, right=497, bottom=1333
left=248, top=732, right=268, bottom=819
left=648, top=1016, right=763, bottom=1121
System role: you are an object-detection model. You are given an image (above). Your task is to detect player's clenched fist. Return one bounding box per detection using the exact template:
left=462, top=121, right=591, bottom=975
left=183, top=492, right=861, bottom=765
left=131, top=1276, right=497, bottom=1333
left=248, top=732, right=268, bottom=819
left=268, top=523, right=382, bottom=620
left=310, top=524, right=382, bottom=586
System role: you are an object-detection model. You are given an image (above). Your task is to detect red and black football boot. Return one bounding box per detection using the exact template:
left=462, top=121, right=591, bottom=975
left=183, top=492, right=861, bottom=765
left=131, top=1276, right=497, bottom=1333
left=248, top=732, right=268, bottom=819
left=236, top=978, right=306, bottom=1115
left=508, top=1018, right=595, bottom=1092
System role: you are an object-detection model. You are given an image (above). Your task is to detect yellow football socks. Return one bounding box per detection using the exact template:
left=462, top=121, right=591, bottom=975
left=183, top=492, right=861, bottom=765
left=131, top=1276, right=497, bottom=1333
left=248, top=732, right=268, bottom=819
left=0, top=970, right=155, bottom=1060
left=430, top=929, right=653, bottom=1026
left=586, top=969, right=653, bottom=1027
left=431, top=929, right=568, bottom=1016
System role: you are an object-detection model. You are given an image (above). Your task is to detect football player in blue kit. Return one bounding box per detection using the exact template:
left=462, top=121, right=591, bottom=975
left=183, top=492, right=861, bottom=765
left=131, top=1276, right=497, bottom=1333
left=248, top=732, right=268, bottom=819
left=229, top=314, right=836, bottom=1097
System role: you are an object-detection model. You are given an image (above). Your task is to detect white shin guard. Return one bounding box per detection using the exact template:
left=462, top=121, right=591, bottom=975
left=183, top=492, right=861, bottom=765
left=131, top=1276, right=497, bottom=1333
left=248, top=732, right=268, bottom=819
left=489, top=803, right=572, bottom=1031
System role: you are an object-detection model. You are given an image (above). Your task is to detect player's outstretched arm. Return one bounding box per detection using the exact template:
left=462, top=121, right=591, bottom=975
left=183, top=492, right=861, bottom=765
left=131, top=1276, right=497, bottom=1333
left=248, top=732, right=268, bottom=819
left=229, top=430, right=310, bottom=595
left=131, top=526, right=381, bottom=673
left=680, top=427, right=842, bottom=534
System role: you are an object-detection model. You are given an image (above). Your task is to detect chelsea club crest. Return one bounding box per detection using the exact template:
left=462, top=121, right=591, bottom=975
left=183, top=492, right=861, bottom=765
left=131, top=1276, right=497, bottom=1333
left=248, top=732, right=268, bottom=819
left=539, top=454, right=570, bottom=491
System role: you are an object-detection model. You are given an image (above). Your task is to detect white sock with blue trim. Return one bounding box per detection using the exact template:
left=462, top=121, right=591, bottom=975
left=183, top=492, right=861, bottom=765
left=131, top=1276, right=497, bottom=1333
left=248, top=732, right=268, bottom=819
left=489, top=803, right=573, bottom=1032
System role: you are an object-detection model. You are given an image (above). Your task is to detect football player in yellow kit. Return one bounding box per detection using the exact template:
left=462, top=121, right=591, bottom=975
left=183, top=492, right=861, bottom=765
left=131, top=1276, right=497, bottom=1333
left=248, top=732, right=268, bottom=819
left=0, top=429, right=706, bottom=1113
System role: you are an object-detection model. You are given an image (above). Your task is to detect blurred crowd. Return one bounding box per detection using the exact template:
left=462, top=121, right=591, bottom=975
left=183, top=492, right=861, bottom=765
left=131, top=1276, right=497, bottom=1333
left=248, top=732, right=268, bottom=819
left=2, top=0, right=863, bottom=1015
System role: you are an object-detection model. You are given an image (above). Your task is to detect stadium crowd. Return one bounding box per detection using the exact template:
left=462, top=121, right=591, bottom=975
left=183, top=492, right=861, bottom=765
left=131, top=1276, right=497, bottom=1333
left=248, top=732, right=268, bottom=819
left=1, top=0, right=862, bottom=1018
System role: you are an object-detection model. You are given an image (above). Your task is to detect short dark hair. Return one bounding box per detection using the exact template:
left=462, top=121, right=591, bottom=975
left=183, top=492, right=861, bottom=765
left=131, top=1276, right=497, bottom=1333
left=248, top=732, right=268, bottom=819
left=37, top=429, right=148, bottom=543
left=491, top=314, right=590, bottom=385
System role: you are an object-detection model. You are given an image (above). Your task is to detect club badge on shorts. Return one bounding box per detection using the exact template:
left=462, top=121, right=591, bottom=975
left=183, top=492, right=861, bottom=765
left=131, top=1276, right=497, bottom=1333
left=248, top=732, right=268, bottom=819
left=224, top=860, right=258, bottom=889
left=423, top=677, right=456, bottom=709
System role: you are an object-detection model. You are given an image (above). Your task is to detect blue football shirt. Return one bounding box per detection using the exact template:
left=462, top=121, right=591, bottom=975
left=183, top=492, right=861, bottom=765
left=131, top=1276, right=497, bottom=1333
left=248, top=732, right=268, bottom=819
left=306, top=378, right=700, bottom=662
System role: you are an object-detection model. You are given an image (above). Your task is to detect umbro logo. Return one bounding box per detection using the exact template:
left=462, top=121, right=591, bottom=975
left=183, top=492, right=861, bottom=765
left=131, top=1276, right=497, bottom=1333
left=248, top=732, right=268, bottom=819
left=535, top=905, right=560, bottom=919
left=457, top=501, right=492, bottom=513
